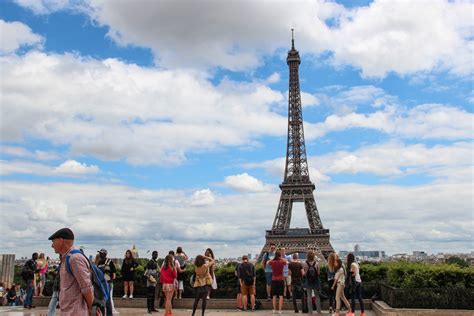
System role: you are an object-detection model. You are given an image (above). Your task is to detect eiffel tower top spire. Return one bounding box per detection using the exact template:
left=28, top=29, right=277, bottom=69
left=291, top=28, right=295, bottom=50
left=284, top=29, right=309, bottom=185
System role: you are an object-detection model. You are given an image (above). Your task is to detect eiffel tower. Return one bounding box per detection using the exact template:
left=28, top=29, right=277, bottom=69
left=260, top=30, right=334, bottom=260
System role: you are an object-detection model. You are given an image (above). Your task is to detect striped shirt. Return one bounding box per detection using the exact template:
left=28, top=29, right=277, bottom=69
left=59, top=247, right=93, bottom=316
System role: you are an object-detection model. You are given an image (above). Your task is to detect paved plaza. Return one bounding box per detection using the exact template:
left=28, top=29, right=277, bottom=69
left=0, top=306, right=374, bottom=315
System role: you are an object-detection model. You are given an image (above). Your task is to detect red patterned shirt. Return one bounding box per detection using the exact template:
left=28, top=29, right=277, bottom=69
left=59, top=247, right=93, bottom=316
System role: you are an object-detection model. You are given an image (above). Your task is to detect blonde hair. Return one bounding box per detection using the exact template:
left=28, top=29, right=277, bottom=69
left=328, top=252, right=337, bottom=272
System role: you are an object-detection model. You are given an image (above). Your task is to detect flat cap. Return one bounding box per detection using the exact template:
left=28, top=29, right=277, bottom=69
left=48, top=228, right=74, bottom=240
left=98, top=248, right=107, bottom=254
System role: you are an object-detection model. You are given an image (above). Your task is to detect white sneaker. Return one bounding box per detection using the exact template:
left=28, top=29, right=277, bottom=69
left=272, top=310, right=276, bottom=314
left=129, top=295, right=133, bottom=299
left=122, top=295, right=127, bottom=299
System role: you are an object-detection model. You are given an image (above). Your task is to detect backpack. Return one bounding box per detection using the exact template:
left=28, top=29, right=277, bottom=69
left=97, top=258, right=112, bottom=282
left=242, top=263, right=254, bottom=286
left=176, top=255, right=186, bottom=269
left=65, top=249, right=110, bottom=314
left=306, top=261, right=319, bottom=284
left=21, top=260, right=35, bottom=281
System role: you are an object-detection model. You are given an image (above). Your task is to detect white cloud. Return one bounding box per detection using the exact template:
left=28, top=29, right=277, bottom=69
left=190, top=189, right=216, bottom=206
left=54, top=160, right=99, bottom=175
left=0, top=180, right=471, bottom=258
left=13, top=0, right=73, bottom=15
left=0, top=145, right=60, bottom=161
left=0, top=160, right=52, bottom=176
left=0, top=52, right=286, bottom=165
left=305, top=103, right=473, bottom=141
left=13, top=0, right=470, bottom=77
left=326, top=0, right=473, bottom=77
left=248, top=141, right=473, bottom=182
left=224, top=173, right=273, bottom=193
left=0, top=20, right=43, bottom=54
left=0, top=159, right=99, bottom=177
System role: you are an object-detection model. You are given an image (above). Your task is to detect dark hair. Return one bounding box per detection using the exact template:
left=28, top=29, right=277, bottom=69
left=168, top=250, right=175, bottom=256
left=32, top=253, right=38, bottom=258
left=125, top=249, right=134, bottom=263
left=347, top=253, right=355, bottom=268
left=195, top=255, right=205, bottom=267
left=269, top=243, right=276, bottom=247
left=274, top=250, right=281, bottom=260
left=176, top=247, right=183, bottom=254
left=205, top=248, right=214, bottom=259
left=292, top=253, right=298, bottom=260
left=242, top=255, right=248, bottom=261
left=336, top=258, right=343, bottom=269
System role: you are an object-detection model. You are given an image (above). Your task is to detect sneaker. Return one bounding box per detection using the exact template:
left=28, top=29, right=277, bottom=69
left=129, top=295, right=133, bottom=299
left=273, top=310, right=276, bottom=314
left=267, top=297, right=271, bottom=301
left=278, top=311, right=282, bottom=315
left=122, top=294, right=127, bottom=299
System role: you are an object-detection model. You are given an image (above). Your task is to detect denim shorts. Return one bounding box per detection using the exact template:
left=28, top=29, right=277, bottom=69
left=265, top=272, right=272, bottom=285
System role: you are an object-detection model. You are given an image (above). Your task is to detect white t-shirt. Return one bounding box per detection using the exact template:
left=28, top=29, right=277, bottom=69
left=351, top=262, right=362, bottom=283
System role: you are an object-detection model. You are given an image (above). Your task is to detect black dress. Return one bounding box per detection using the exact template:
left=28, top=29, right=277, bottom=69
left=121, top=259, right=138, bottom=281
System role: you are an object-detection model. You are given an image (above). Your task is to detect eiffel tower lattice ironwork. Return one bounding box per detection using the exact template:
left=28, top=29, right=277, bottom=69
left=261, top=30, right=334, bottom=260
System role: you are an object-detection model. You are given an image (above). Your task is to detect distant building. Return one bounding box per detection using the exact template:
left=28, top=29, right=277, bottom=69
left=413, top=251, right=428, bottom=258
left=339, top=249, right=386, bottom=261
left=354, top=244, right=360, bottom=253
left=131, top=244, right=139, bottom=258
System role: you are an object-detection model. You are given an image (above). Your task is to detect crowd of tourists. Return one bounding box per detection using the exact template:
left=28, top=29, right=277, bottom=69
left=259, top=243, right=364, bottom=316
left=10, top=228, right=365, bottom=316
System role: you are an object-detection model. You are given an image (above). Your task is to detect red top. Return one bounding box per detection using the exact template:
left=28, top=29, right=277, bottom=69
left=160, top=266, right=177, bottom=284
left=268, top=258, right=287, bottom=281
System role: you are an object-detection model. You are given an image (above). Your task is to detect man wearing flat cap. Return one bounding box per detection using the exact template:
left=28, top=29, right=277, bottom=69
left=49, top=228, right=95, bottom=316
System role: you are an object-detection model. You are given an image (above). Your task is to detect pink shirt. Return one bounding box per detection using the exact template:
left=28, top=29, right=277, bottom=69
left=59, top=247, right=93, bottom=316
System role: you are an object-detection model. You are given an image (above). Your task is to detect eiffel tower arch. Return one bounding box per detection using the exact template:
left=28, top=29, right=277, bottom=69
left=260, top=31, right=334, bottom=260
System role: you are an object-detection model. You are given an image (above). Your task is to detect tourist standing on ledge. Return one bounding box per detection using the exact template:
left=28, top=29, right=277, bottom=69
left=332, top=258, right=352, bottom=316
left=288, top=253, right=304, bottom=313
left=175, top=247, right=188, bottom=299
left=204, top=248, right=217, bottom=299
left=160, top=254, right=177, bottom=316
left=234, top=259, right=243, bottom=311
left=347, top=253, right=365, bottom=316
left=192, top=254, right=214, bottom=316
left=262, top=243, right=276, bottom=301
left=121, top=249, right=138, bottom=299
left=36, top=253, right=48, bottom=297
left=22, top=252, right=38, bottom=309
left=49, top=228, right=95, bottom=316
left=303, top=250, right=321, bottom=314
left=144, top=251, right=159, bottom=314
left=268, top=250, right=288, bottom=315
left=238, top=255, right=256, bottom=311
left=327, top=252, right=338, bottom=314
left=280, top=247, right=293, bottom=300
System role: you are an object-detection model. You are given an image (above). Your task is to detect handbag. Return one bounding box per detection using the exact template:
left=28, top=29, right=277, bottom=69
left=148, top=275, right=157, bottom=284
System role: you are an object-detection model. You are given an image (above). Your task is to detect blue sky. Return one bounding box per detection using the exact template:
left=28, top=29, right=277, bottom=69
left=1, top=0, right=472, bottom=259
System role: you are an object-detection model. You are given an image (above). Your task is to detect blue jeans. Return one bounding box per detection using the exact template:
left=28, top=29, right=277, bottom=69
left=47, top=291, right=59, bottom=316
left=24, top=279, right=34, bottom=307
left=351, top=282, right=364, bottom=313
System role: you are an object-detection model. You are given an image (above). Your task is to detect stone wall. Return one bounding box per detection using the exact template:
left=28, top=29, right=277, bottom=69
left=0, top=254, right=15, bottom=288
